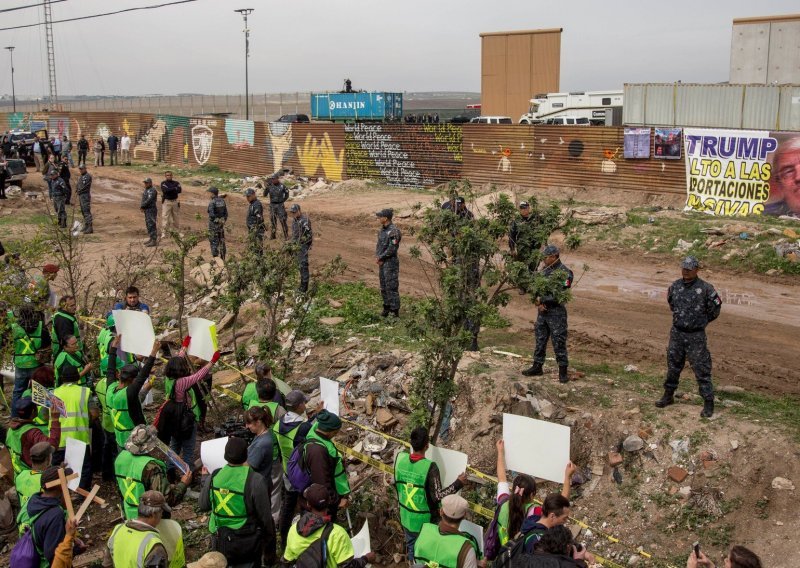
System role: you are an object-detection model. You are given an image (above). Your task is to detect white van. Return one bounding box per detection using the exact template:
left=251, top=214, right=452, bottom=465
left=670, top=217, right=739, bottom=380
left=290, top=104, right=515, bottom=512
left=543, top=116, right=590, bottom=126
left=469, top=116, right=514, bottom=124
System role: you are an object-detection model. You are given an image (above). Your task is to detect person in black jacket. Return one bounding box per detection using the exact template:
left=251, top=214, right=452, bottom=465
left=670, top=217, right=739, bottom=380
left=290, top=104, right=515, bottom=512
left=58, top=155, right=72, bottom=204
left=266, top=175, right=289, bottom=240
left=655, top=256, right=722, bottom=418
left=525, top=525, right=593, bottom=568
left=522, top=245, right=574, bottom=383
left=77, top=135, right=89, bottom=167
left=141, top=177, right=158, bottom=247
left=160, top=171, right=182, bottom=239
left=107, top=336, right=160, bottom=431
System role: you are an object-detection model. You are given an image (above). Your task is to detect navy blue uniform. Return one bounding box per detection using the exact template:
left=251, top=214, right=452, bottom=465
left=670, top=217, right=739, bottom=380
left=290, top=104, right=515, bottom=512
left=533, top=260, right=574, bottom=367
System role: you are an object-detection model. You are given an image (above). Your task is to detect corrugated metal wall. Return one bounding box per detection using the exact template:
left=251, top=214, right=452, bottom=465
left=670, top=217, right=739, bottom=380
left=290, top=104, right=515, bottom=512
left=624, top=83, right=800, bottom=131
left=1, top=111, right=688, bottom=195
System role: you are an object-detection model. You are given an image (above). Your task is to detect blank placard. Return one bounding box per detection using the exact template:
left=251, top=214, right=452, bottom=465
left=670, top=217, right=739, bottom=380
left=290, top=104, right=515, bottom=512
left=200, top=437, right=229, bottom=474
left=351, top=520, right=371, bottom=557
left=112, top=310, right=155, bottom=357
left=502, top=413, right=570, bottom=483
left=425, top=444, right=468, bottom=487
left=187, top=317, right=218, bottom=361
left=319, top=377, right=340, bottom=416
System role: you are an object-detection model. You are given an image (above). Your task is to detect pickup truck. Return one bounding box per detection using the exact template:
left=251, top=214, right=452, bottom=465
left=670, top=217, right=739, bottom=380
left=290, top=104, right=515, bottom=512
left=2, top=159, right=28, bottom=189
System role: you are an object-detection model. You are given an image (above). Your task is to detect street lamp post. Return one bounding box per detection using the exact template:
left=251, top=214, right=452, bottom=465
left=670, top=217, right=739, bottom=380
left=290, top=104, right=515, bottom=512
left=4, top=46, right=15, bottom=113
left=234, top=9, right=254, bottom=120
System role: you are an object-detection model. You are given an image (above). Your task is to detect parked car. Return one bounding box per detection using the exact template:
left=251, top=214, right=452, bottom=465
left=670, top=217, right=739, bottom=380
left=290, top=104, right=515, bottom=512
left=542, top=116, right=590, bottom=126
left=469, top=116, right=513, bottom=124
left=276, top=114, right=310, bottom=123
left=2, top=159, right=27, bottom=188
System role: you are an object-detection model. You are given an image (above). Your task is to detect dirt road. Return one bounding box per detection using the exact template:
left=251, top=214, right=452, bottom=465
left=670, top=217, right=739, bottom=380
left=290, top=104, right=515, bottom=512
left=4, top=165, right=798, bottom=397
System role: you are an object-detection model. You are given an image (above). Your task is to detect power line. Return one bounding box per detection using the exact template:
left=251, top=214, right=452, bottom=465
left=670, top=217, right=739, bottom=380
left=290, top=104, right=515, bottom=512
left=0, top=1, right=68, bottom=15
left=0, top=0, right=201, bottom=32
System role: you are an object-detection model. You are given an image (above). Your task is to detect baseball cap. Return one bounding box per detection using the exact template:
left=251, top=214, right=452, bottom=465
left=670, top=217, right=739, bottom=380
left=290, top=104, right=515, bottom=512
left=519, top=201, right=530, bottom=208
left=441, top=494, right=468, bottom=520
left=303, top=483, right=330, bottom=509
left=30, top=442, right=54, bottom=463
left=42, top=263, right=59, bottom=274
left=285, top=390, right=309, bottom=408
left=207, top=187, right=219, bottom=195
left=682, top=256, right=699, bottom=270
left=140, top=490, right=171, bottom=514
left=14, top=396, right=35, bottom=415
left=455, top=197, right=465, bottom=205
left=188, top=552, right=228, bottom=568
left=542, top=244, right=560, bottom=256
left=49, top=170, right=59, bottom=177
left=78, top=164, right=87, bottom=170
left=289, top=204, right=301, bottom=213
left=143, top=177, right=152, bottom=183
left=375, top=208, right=394, bottom=218
left=244, top=188, right=256, bottom=196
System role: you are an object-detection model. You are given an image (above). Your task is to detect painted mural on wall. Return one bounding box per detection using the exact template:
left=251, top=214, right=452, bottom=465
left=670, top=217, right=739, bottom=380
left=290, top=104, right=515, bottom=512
left=225, top=119, right=254, bottom=149
left=265, top=122, right=295, bottom=175
left=296, top=131, right=345, bottom=181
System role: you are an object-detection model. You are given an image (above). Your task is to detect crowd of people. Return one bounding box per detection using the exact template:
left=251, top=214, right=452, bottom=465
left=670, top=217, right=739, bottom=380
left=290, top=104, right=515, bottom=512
left=0, top=130, right=132, bottom=170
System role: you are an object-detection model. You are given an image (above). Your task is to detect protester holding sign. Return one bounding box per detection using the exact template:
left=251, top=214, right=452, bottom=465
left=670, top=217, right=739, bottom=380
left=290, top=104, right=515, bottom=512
left=5, top=397, right=61, bottom=473
left=394, top=426, right=466, bottom=561
left=52, top=366, right=93, bottom=490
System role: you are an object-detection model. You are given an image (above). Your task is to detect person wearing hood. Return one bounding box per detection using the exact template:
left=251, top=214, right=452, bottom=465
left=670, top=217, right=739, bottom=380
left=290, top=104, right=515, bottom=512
left=199, top=436, right=276, bottom=566
left=27, top=466, right=86, bottom=566
left=283, top=483, right=375, bottom=568
left=5, top=397, right=60, bottom=476
left=275, top=390, right=322, bottom=543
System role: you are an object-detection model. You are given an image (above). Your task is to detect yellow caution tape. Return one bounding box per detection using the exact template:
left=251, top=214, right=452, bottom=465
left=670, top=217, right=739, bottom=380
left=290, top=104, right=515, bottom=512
left=336, top=416, right=675, bottom=567
left=213, top=384, right=242, bottom=402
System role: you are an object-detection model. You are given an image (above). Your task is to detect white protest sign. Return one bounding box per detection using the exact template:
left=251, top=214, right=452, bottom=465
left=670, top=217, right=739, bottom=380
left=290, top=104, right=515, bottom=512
left=187, top=317, right=218, bottom=361
left=351, top=520, right=371, bottom=558
left=200, top=437, right=229, bottom=474
left=425, top=444, right=468, bottom=487
left=459, top=519, right=484, bottom=555
left=319, top=377, right=340, bottom=416
left=112, top=310, right=155, bottom=357
left=502, top=413, right=570, bottom=483
left=64, top=438, right=87, bottom=491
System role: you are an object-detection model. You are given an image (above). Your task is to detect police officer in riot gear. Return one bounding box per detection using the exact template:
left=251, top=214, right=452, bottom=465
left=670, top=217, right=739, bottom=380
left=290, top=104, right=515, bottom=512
left=206, top=187, right=228, bottom=260
left=655, top=256, right=722, bottom=418
left=375, top=209, right=402, bottom=317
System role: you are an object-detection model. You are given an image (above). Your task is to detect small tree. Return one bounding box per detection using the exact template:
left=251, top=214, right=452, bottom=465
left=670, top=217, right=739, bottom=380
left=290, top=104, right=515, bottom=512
left=407, top=180, right=571, bottom=440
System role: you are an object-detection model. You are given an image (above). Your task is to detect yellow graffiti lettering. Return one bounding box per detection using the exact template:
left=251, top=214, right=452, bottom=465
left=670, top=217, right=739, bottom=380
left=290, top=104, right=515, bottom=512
left=297, top=132, right=344, bottom=181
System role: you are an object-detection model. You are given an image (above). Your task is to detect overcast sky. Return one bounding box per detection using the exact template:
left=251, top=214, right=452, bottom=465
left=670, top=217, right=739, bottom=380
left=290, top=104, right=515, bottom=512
left=0, top=0, right=797, bottom=98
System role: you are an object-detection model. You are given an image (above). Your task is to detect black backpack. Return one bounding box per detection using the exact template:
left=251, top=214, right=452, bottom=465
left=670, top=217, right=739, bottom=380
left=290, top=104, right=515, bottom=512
left=291, top=523, right=335, bottom=568
left=155, top=386, right=195, bottom=442
left=493, top=527, right=546, bottom=568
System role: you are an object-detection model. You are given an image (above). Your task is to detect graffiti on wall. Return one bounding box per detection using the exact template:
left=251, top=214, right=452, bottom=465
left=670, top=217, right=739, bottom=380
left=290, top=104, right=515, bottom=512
left=265, top=122, right=295, bottom=174
left=345, top=123, right=422, bottom=187
left=225, top=119, right=254, bottom=149
left=134, top=119, right=167, bottom=161
left=297, top=132, right=345, bottom=181
left=190, top=118, right=216, bottom=165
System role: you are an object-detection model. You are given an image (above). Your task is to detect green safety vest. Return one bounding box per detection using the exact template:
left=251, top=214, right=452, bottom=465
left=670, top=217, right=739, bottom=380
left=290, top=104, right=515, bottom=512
left=306, top=427, right=350, bottom=497
left=394, top=452, right=433, bottom=533
left=209, top=464, right=250, bottom=533
left=54, top=350, right=86, bottom=387
left=14, top=469, right=43, bottom=534
left=241, top=382, right=258, bottom=409
left=164, top=377, right=201, bottom=422
left=5, top=423, right=45, bottom=475
left=497, top=500, right=537, bottom=546
left=414, top=523, right=478, bottom=568
left=273, top=420, right=302, bottom=473
left=247, top=399, right=280, bottom=418
left=12, top=320, right=43, bottom=370
left=109, top=384, right=136, bottom=448
left=51, top=310, right=81, bottom=358
left=108, top=522, right=164, bottom=568
left=97, top=329, right=127, bottom=374
left=53, top=383, right=91, bottom=446
left=115, top=449, right=166, bottom=520
left=95, top=378, right=116, bottom=433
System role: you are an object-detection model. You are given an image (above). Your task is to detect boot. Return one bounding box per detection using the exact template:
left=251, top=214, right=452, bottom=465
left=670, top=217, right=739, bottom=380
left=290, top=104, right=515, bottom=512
left=144, top=239, right=157, bottom=248
left=522, top=362, right=544, bottom=376
left=467, top=338, right=479, bottom=352
left=654, top=390, right=675, bottom=408
left=381, top=306, right=390, bottom=317
left=391, top=309, right=400, bottom=318
left=558, top=365, right=569, bottom=383
left=82, top=225, right=93, bottom=234
left=700, top=398, right=714, bottom=418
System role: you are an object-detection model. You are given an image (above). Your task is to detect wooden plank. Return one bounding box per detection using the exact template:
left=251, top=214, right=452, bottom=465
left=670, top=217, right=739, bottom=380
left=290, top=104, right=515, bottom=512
left=44, top=472, right=79, bottom=488
left=57, top=468, right=75, bottom=520
left=74, top=485, right=100, bottom=523
left=76, top=486, right=107, bottom=506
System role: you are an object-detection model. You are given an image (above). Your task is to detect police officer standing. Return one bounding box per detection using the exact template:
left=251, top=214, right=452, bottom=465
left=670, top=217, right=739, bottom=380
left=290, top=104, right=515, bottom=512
left=522, top=244, right=573, bottom=383
left=266, top=175, right=289, bottom=240
left=509, top=201, right=543, bottom=272
left=140, top=178, right=158, bottom=247
left=245, top=188, right=265, bottom=254
left=290, top=204, right=313, bottom=293
left=375, top=209, right=402, bottom=317
left=50, top=170, right=69, bottom=228
left=206, top=187, right=228, bottom=260
left=75, top=164, right=93, bottom=234
left=655, top=256, right=721, bottom=418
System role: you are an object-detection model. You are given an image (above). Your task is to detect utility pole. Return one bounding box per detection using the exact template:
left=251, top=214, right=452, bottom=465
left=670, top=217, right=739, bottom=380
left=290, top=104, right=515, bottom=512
left=234, top=8, right=254, bottom=120
left=4, top=47, right=15, bottom=113
left=43, top=0, right=58, bottom=108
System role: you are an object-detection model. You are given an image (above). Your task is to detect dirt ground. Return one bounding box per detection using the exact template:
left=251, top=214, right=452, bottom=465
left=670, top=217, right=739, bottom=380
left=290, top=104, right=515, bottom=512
left=1, top=164, right=799, bottom=566
left=6, top=164, right=795, bottom=397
